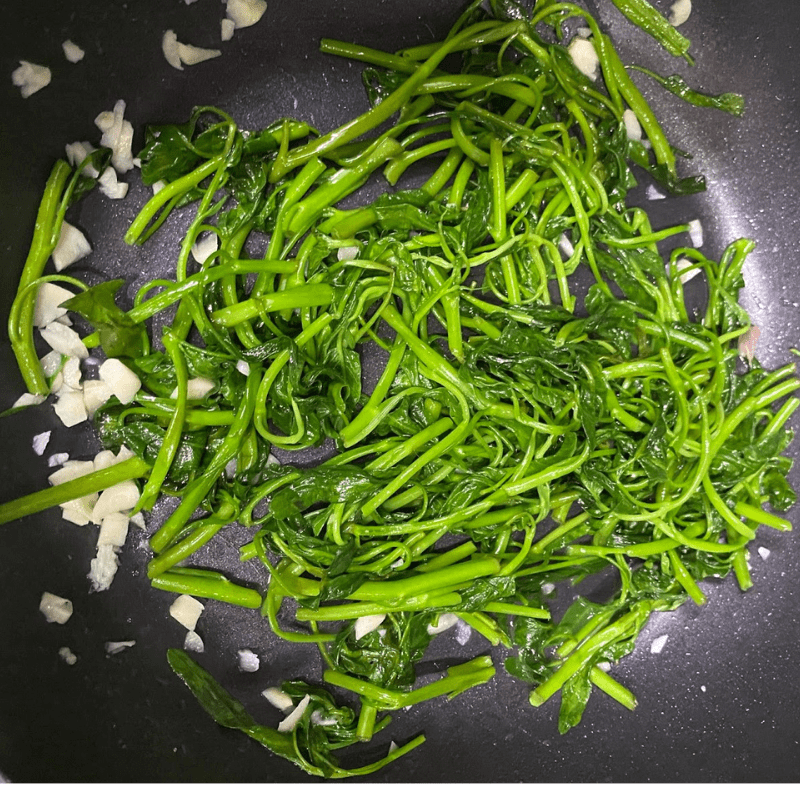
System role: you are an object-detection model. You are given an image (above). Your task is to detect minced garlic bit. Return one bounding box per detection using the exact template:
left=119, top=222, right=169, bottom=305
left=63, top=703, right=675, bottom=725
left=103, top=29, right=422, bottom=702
left=568, top=38, right=599, bottom=81
left=191, top=232, right=219, bottom=264
left=650, top=634, right=669, bottom=654
left=62, top=40, right=85, bottom=63
left=221, top=19, right=236, bottom=42
left=277, top=694, right=310, bottom=733
left=184, top=630, right=205, bottom=653
left=622, top=109, right=643, bottom=142
left=88, top=545, right=120, bottom=592
left=105, top=640, right=136, bottom=655
left=32, top=431, right=51, bottom=456
left=669, top=0, right=692, bottom=27
left=59, top=646, right=78, bottom=665
left=238, top=648, right=260, bottom=672
left=162, top=30, right=222, bottom=70
left=12, top=61, right=51, bottom=98
left=225, top=0, right=268, bottom=30
left=52, top=222, right=92, bottom=273
left=95, top=100, right=135, bottom=173
left=12, top=392, right=46, bottom=409
left=738, top=325, right=761, bottom=366
left=426, top=612, right=458, bottom=635
left=687, top=218, right=704, bottom=248
left=354, top=613, right=386, bottom=640
left=170, top=594, right=206, bottom=631
left=40, top=592, right=74, bottom=624
left=262, top=687, right=294, bottom=712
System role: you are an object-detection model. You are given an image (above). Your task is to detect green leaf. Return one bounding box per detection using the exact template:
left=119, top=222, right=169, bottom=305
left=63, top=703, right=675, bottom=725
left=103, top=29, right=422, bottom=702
left=61, top=279, right=146, bottom=358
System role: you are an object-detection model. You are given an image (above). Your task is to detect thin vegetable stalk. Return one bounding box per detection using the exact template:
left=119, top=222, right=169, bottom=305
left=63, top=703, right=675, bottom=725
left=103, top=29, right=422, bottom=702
left=149, top=366, right=262, bottom=553
left=0, top=456, right=151, bottom=526
left=9, top=161, right=76, bottom=395
left=609, top=0, right=693, bottom=62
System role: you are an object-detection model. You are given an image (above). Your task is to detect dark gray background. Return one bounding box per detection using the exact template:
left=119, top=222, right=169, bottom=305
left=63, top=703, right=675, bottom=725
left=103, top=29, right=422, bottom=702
left=1, top=0, right=799, bottom=783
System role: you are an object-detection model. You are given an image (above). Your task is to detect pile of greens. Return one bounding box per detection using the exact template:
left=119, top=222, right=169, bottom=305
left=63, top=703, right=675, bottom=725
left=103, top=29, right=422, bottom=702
left=3, top=0, right=798, bottom=779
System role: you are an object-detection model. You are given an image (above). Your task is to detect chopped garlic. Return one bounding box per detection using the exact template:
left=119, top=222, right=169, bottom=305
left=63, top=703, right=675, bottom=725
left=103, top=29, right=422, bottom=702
left=673, top=257, right=701, bottom=285
left=558, top=233, right=574, bottom=259
left=650, top=634, right=669, bottom=654
left=93, top=449, right=117, bottom=472
left=12, top=392, right=46, bottom=409
left=427, top=612, right=458, bottom=635
left=52, top=222, right=92, bottom=272
left=221, top=18, right=236, bottom=41
left=170, top=594, right=205, bottom=631
left=645, top=184, right=667, bottom=201
left=105, top=640, right=136, bottom=655
left=60, top=357, right=82, bottom=391
left=89, top=545, right=120, bottom=591
left=455, top=618, right=472, bottom=645
left=40, top=350, right=63, bottom=379
left=98, top=358, right=141, bottom=405
left=97, top=512, right=130, bottom=548
left=82, top=379, right=114, bottom=416
left=59, top=646, right=78, bottom=665
left=62, top=40, right=85, bottom=63
left=278, top=694, right=311, bottom=733
left=98, top=166, right=129, bottom=200
left=47, top=452, right=69, bottom=468
left=162, top=30, right=222, bottom=70
left=129, top=511, right=146, bottom=530
left=758, top=546, right=771, bottom=561
left=178, top=41, right=223, bottom=66
left=337, top=245, right=360, bottom=261
left=738, top=325, right=761, bottom=366
left=262, top=687, right=294, bottom=712
left=238, top=648, right=260, bottom=672
left=49, top=460, right=94, bottom=486
left=191, top=232, right=219, bottom=264
left=93, top=446, right=135, bottom=472
left=354, top=613, right=386, bottom=640
left=669, top=0, right=692, bottom=27
left=32, top=431, right=51, bottom=456
left=12, top=61, right=51, bottom=98
left=40, top=592, right=73, bottom=624
left=95, top=100, right=135, bottom=173
left=687, top=219, right=704, bottom=248
left=170, top=377, right=215, bottom=400
left=236, top=360, right=251, bottom=376
left=568, top=38, right=599, bottom=81
left=226, top=0, right=268, bottom=29
left=53, top=390, right=88, bottom=428
left=184, top=631, right=205, bottom=653
left=41, top=321, right=89, bottom=360
left=60, top=493, right=99, bottom=527
left=65, top=141, right=99, bottom=177
left=34, top=283, right=75, bottom=328
left=90, top=480, right=140, bottom=523
left=622, top=109, right=643, bottom=142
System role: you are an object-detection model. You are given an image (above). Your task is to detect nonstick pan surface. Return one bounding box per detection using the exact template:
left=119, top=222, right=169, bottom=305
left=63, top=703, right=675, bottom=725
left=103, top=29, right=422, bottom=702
left=1, top=0, right=799, bottom=783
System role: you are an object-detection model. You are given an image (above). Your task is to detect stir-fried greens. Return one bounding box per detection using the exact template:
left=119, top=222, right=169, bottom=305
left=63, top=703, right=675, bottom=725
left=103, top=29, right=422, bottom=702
left=2, top=0, right=798, bottom=778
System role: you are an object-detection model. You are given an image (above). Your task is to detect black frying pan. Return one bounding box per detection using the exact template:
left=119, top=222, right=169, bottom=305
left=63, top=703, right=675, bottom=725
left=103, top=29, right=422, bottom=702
left=1, top=0, right=799, bottom=783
